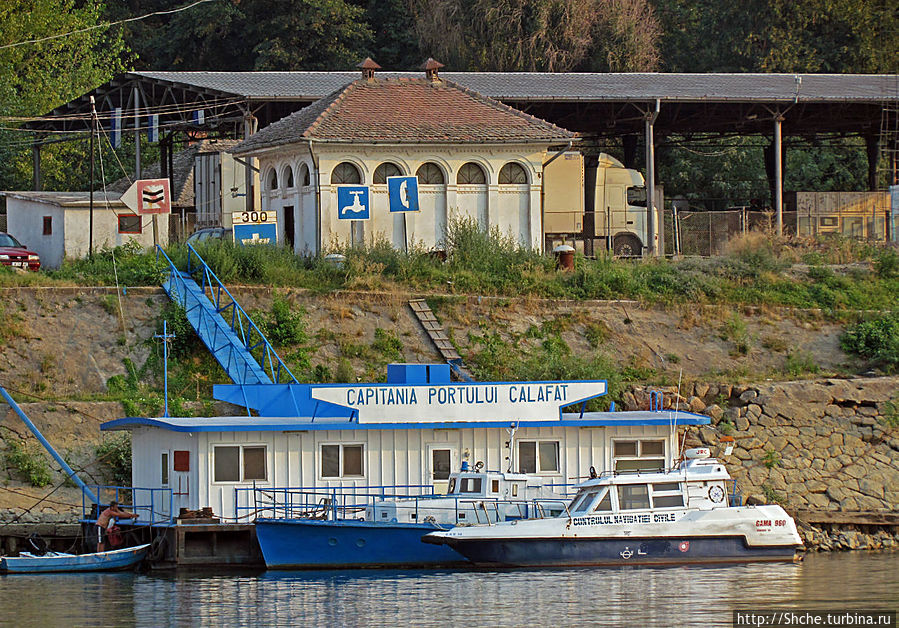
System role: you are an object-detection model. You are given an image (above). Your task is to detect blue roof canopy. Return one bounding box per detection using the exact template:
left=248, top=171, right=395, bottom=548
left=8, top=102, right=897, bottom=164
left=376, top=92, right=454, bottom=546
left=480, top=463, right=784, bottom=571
left=101, top=410, right=709, bottom=433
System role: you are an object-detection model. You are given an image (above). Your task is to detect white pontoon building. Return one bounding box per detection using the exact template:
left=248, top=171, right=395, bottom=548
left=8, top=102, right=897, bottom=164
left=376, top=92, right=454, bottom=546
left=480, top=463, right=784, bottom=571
left=102, top=364, right=709, bottom=521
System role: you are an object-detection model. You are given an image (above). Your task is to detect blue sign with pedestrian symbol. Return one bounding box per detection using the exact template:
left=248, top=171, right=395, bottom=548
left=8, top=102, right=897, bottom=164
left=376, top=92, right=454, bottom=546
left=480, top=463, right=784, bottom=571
left=337, top=186, right=370, bottom=220
left=387, top=176, right=419, bottom=213
left=234, top=223, right=278, bottom=246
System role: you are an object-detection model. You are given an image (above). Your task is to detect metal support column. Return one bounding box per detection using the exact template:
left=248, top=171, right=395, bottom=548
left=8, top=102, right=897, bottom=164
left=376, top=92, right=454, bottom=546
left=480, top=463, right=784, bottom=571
left=244, top=114, right=259, bottom=212
left=774, top=113, right=784, bottom=236
left=644, top=100, right=660, bottom=256
left=134, top=86, right=141, bottom=179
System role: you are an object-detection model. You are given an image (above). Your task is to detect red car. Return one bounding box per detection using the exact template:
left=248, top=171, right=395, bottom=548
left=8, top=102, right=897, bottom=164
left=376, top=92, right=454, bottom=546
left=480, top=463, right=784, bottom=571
left=0, top=232, right=40, bottom=271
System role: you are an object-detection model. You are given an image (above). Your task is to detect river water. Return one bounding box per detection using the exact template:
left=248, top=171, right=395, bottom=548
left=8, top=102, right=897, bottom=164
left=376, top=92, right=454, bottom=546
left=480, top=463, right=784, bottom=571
left=1, top=552, right=895, bottom=627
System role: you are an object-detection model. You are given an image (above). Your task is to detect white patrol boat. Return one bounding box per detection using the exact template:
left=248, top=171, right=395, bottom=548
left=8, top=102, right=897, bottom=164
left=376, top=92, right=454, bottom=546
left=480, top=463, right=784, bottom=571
left=423, top=448, right=804, bottom=566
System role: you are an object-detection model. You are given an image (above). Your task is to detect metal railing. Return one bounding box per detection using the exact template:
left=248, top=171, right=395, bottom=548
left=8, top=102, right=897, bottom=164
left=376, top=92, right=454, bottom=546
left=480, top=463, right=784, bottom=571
left=156, top=243, right=298, bottom=385
left=240, top=485, right=570, bottom=526
left=235, top=484, right=437, bottom=521
left=81, top=485, right=174, bottom=526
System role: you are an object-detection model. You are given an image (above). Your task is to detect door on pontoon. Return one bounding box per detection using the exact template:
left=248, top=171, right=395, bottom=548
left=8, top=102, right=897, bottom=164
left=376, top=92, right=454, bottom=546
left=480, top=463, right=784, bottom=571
left=428, top=445, right=456, bottom=494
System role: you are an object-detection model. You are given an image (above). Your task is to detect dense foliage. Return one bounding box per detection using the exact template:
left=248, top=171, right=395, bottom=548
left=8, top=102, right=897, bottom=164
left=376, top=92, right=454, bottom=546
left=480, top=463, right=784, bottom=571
left=840, top=313, right=899, bottom=372
left=0, top=0, right=895, bottom=195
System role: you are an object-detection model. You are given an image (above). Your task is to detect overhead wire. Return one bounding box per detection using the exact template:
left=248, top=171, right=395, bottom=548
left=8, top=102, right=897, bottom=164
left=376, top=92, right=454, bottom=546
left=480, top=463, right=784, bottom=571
left=0, top=0, right=221, bottom=51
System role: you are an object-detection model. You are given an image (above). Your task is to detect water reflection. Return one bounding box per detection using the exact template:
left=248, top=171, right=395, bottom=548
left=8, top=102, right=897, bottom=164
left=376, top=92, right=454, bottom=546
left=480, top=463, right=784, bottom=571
left=2, top=553, right=895, bottom=628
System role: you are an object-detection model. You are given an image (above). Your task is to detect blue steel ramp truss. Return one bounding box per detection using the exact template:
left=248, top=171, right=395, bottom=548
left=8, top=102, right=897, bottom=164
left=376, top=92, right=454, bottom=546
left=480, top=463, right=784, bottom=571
left=156, top=244, right=298, bottom=389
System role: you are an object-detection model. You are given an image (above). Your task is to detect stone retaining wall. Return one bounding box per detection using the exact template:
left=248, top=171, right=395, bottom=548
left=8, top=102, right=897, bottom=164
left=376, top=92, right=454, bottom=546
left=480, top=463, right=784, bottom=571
left=629, top=376, right=899, bottom=550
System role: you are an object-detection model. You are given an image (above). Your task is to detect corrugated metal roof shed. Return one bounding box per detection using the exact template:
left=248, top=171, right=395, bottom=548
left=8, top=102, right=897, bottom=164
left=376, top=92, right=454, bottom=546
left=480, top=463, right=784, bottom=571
left=133, top=71, right=896, bottom=103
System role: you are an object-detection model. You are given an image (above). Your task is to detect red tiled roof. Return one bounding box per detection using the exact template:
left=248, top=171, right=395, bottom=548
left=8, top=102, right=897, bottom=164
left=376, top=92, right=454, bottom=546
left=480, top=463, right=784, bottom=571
left=232, top=78, right=575, bottom=154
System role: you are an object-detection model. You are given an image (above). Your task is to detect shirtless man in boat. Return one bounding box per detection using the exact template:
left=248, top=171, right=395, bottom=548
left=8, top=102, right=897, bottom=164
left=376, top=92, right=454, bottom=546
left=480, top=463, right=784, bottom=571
left=95, top=501, right=138, bottom=552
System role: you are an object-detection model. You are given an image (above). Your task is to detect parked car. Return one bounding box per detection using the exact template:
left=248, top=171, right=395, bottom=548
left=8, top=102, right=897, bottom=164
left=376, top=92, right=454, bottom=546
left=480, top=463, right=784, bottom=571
left=0, top=232, right=40, bottom=271
left=186, top=227, right=232, bottom=245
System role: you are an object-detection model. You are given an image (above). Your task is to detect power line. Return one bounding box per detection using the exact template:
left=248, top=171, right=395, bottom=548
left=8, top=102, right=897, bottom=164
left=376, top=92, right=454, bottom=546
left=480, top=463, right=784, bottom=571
left=0, top=0, right=221, bottom=51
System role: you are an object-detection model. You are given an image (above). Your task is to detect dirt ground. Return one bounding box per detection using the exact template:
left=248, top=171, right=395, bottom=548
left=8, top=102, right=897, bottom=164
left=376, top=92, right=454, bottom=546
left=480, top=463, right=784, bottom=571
left=0, top=286, right=852, bottom=397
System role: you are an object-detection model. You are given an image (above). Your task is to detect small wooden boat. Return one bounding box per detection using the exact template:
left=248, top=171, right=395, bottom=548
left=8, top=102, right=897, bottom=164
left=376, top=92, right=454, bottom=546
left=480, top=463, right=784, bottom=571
left=0, top=543, right=150, bottom=574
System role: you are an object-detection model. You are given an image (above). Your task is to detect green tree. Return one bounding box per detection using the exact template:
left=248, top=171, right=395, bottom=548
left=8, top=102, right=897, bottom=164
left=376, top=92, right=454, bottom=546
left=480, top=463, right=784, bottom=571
left=410, top=0, right=605, bottom=71
left=360, top=0, right=421, bottom=69
left=0, top=0, right=130, bottom=191
left=654, top=0, right=898, bottom=73
left=246, top=0, right=372, bottom=70
left=108, top=0, right=372, bottom=71
left=580, top=0, right=661, bottom=72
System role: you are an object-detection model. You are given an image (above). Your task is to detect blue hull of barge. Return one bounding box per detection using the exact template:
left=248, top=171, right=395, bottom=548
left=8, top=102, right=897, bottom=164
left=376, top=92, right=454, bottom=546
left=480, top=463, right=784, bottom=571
left=255, top=519, right=465, bottom=569
left=430, top=536, right=798, bottom=567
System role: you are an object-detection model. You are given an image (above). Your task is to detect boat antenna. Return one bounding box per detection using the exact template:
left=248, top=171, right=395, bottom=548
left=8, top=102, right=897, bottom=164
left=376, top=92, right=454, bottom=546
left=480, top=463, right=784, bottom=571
left=671, top=368, right=683, bottom=462
left=505, top=422, right=518, bottom=473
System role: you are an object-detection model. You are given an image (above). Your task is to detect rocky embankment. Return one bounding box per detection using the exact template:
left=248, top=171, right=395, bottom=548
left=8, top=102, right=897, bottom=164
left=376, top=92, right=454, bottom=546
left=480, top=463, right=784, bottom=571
left=629, top=376, right=899, bottom=551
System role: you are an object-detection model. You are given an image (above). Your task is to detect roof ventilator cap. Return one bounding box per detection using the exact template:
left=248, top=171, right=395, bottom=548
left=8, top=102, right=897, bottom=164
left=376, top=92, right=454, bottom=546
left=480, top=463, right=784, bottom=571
left=357, top=57, right=381, bottom=81
left=421, top=58, right=445, bottom=82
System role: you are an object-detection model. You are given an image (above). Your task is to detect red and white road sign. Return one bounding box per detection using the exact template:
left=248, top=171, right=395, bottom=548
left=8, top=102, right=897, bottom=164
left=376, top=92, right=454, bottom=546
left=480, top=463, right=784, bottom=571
left=121, top=178, right=172, bottom=215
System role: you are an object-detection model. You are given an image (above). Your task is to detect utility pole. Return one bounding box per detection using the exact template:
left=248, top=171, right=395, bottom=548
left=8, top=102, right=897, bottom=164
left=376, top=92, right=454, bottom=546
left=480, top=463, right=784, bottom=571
left=89, top=96, right=96, bottom=259
left=154, top=320, right=176, bottom=417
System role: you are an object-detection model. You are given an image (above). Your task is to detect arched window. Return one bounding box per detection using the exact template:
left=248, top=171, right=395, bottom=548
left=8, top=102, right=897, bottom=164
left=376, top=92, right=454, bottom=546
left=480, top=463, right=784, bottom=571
left=268, top=169, right=278, bottom=190
left=299, top=163, right=311, bottom=187
left=457, top=162, right=486, bottom=185
left=373, top=162, right=403, bottom=184
left=499, top=162, right=528, bottom=184
left=416, top=162, right=445, bottom=185
left=331, top=162, right=362, bottom=184
left=285, top=166, right=294, bottom=188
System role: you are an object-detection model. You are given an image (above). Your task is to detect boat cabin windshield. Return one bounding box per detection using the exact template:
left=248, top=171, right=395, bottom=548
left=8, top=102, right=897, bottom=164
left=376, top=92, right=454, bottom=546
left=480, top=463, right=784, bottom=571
left=568, top=481, right=686, bottom=513
left=447, top=476, right=483, bottom=495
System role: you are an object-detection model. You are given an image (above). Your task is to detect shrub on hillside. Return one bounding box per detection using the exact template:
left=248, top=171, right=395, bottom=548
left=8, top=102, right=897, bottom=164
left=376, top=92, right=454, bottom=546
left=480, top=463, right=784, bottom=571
left=840, top=313, right=899, bottom=371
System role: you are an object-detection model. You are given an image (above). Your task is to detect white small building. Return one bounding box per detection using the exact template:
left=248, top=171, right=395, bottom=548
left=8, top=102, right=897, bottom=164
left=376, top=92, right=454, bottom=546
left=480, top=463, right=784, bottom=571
left=2, top=191, right=169, bottom=269
left=230, top=61, right=576, bottom=255
left=102, top=365, right=709, bottom=521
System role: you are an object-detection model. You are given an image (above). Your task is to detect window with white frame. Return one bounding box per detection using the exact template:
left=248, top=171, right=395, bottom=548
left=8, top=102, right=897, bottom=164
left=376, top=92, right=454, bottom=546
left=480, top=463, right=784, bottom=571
left=320, top=444, right=364, bottom=478
left=613, top=439, right=666, bottom=472
left=161, top=452, right=169, bottom=486
left=213, top=445, right=267, bottom=483
left=517, top=440, right=560, bottom=474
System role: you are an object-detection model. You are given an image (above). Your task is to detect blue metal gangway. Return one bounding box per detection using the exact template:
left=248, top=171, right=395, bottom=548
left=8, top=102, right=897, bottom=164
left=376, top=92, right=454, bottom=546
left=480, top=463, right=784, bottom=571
left=156, top=244, right=298, bottom=387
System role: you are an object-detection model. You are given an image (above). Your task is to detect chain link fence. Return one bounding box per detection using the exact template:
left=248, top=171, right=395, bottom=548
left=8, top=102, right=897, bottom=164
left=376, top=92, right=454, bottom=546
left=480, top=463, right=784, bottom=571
left=666, top=206, right=892, bottom=257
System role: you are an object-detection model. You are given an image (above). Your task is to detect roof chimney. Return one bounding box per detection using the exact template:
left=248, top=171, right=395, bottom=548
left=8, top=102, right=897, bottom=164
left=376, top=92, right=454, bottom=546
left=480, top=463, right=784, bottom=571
left=357, top=57, right=381, bottom=81
left=421, top=58, right=444, bottom=82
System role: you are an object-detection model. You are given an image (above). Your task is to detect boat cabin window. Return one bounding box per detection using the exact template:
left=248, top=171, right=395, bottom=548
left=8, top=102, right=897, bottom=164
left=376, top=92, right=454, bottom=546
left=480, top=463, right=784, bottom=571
left=447, top=477, right=457, bottom=493
left=213, top=445, right=268, bottom=483
left=518, top=440, right=560, bottom=474
left=613, top=439, right=666, bottom=472
left=459, top=477, right=482, bottom=493
left=491, top=479, right=500, bottom=493
left=161, top=452, right=169, bottom=486
left=571, top=490, right=599, bottom=513
left=511, top=484, right=518, bottom=497
left=651, top=482, right=685, bottom=508
left=320, top=444, right=364, bottom=478
left=592, top=491, right=612, bottom=512
left=618, top=484, right=650, bottom=510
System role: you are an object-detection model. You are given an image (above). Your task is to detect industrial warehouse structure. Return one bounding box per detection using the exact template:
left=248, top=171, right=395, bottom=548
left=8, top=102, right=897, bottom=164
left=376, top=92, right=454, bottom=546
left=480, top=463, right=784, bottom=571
left=12, top=67, right=899, bottom=258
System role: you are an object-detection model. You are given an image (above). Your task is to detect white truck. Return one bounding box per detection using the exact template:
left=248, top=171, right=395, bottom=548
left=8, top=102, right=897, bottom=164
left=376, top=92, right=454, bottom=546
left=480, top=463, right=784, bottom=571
left=543, top=151, right=658, bottom=256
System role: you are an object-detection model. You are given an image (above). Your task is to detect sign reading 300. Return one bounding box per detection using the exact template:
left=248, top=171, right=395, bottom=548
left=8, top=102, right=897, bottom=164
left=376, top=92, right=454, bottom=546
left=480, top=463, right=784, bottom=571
left=233, top=210, right=276, bottom=225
